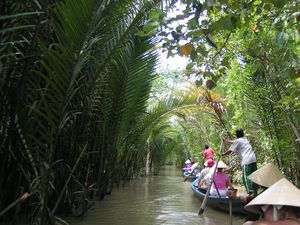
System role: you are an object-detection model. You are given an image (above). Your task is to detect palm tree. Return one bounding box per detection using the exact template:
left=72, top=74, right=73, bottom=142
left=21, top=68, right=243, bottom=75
left=0, top=0, right=176, bottom=223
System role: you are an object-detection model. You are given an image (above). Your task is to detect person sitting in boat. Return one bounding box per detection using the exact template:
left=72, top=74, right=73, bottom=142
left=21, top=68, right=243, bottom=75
left=244, top=177, right=300, bottom=225
left=182, top=159, right=192, bottom=172
left=186, top=160, right=201, bottom=176
left=200, top=161, right=232, bottom=197
left=227, top=162, right=285, bottom=224
left=196, top=158, right=215, bottom=191
left=203, top=144, right=214, bottom=161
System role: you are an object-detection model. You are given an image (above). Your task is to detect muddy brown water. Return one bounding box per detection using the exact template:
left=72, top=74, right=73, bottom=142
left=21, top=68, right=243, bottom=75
left=67, top=166, right=246, bottom=225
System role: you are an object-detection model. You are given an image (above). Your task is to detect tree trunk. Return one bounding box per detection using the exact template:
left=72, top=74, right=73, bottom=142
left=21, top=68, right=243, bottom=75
left=145, top=141, right=151, bottom=176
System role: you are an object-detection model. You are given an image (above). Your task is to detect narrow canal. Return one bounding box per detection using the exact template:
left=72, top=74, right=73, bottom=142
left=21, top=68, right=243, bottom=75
left=67, top=166, right=245, bottom=225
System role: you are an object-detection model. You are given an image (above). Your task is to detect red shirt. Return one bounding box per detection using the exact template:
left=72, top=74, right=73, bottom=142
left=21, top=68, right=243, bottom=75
left=203, top=148, right=214, bottom=160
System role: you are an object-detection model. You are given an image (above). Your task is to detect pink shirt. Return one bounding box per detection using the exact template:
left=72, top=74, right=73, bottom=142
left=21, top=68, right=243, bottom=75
left=212, top=172, right=229, bottom=190
left=203, top=148, right=214, bottom=160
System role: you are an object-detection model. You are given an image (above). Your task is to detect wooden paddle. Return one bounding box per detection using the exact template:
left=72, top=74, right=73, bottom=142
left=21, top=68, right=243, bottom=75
left=198, top=139, right=224, bottom=215
left=229, top=198, right=232, bottom=225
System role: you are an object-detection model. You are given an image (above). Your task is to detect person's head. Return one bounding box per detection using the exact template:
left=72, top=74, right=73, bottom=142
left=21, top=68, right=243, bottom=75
left=261, top=205, right=298, bottom=221
left=185, top=159, right=191, bottom=164
left=215, top=161, right=228, bottom=172
left=236, top=128, right=244, bottom=138
left=204, top=144, right=209, bottom=149
left=263, top=206, right=284, bottom=221
left=245, top=178, right=300, bottom=219
left=204, top=159, right=215, bottom=167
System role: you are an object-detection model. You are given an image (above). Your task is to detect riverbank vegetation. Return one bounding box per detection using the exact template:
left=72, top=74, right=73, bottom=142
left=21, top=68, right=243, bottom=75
left=0, top=0, right=299, bottom=224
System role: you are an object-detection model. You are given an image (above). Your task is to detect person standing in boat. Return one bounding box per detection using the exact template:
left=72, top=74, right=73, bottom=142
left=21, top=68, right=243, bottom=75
left=221, top=128, right=258, bottom=195
left=203, top=144, right=214, bottom=162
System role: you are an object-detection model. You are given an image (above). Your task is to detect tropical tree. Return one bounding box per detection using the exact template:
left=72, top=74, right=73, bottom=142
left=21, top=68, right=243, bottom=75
left=152, top=0, right=300, bottom=184
left=0, top=0, right=175, bottom=223
left=223, top=26, right=300, bottom=184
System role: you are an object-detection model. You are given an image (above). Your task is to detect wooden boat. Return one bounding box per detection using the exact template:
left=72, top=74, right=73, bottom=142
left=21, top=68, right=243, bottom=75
left=191, top=179, right=246, bottom=215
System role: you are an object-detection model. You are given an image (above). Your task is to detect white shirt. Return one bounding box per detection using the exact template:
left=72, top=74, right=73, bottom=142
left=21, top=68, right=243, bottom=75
left=196, top=167, right=211, bottom=180
left=229, top=137, right=256, bottom=166
left=190, top=163, right=199, bottom=171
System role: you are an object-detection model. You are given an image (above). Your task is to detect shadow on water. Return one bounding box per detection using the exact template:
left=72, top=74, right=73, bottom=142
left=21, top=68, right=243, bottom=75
left=67, top=166, right=245, bottom=225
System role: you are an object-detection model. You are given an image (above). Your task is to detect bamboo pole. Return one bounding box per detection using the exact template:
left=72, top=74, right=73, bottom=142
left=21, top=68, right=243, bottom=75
left=0, top=192, right=32, bottom=218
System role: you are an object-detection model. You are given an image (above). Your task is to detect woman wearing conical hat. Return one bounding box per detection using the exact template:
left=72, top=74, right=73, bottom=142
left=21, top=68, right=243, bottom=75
left=244, top=178, right=300, bottom=225
left=182, top=159, right=192, bottom=172
left=200, top=161, right=233, bottom=197
left=226, top=162, right=285, bottom=224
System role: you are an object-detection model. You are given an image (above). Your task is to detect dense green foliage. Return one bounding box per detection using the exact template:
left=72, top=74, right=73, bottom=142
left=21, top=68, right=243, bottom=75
left=0, top=0, right=299, bottom=224
left=0, top=0, right=175, bottom=223
left=147, top=0, right=299, bottom=184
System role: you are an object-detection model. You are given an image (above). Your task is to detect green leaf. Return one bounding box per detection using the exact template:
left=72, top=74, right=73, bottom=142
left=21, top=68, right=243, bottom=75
left=0, top=25, right=36, bottom=33
left=197, top=45, right=208, bottom=57
left=195, top=79, right=203, bottom=87
left=187, top=18, right=198, bottom=29
left=0, top=11, right=43, bottom=20
left=205, top=34, right=218, bottom=49
left=272, top=0, right=288, bottom=8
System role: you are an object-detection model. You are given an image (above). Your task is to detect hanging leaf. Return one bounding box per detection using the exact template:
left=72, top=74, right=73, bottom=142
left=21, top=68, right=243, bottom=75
left=197, top=45, right=208, bottom=57
left=205, top=34, right=218, bottom=49
left=250, top=24, right=257, bottom=31
left=180, top=43, right=193, bottom=57
left=195, top=79, right=203, bottom=87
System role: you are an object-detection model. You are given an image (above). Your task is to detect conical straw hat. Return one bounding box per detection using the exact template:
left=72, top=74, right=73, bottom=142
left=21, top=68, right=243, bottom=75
left=245, top=178, right=300, bottom=214
left=248, top=162, right=284, bottom=187
left=209, top=161, right=228, bottom=172
left=185, top=159, right=191, bottom=164
left=216, top=160, right=228, bottom=168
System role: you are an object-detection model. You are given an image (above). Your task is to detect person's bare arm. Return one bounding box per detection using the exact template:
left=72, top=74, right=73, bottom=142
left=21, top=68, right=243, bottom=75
left=223, top=138, right=235, bottom=144
left=221, top=149, right=233, bottom=156
left=224, top=164, right=236, bottom=173
left=198, top=179, right=205, bottom=188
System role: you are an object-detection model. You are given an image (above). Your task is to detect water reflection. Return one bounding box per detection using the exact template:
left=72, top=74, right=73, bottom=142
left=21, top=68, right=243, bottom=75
left=67, top=167, right=244, bottom=225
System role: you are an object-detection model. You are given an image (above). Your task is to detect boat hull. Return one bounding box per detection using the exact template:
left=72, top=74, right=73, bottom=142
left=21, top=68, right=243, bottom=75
left=183, top=171, right=197, bottom=181
left=191, top=179, right=246, bottom=215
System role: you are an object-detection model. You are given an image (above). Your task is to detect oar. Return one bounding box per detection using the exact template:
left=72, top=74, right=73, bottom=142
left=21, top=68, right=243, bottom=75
left=198, top=139, right=224, bottom=215
left=213, top=181, right=221, bottom=198
left=229, top=198, right=232, bottom=225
